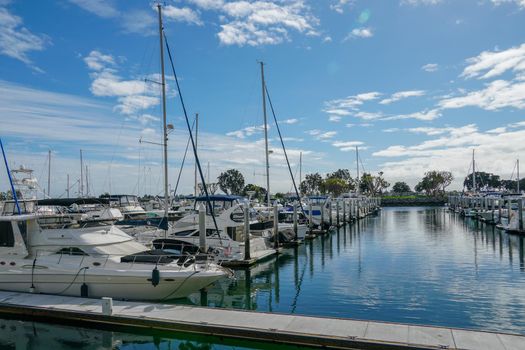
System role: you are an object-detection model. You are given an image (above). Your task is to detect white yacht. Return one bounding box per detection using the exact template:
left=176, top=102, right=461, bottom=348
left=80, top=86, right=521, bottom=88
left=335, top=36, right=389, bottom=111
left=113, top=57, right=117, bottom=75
left=0, top=213, right=229, bottom=300
left=304, top=196, right=332, bottom=229
left=137, top=195, right=276, bottom=262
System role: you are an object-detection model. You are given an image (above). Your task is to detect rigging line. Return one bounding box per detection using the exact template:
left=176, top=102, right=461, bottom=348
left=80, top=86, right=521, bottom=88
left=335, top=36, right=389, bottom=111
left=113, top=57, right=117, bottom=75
left=264, top=83, right=305, bottom=215
left=163, top=33, right=221, bottom=238
left=173, top=118, right=196, bottom=196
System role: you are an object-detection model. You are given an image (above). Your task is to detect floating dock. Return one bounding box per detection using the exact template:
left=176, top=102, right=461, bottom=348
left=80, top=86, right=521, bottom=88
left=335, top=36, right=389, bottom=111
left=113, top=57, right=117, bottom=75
left=0, top=291, right=523, bottom=350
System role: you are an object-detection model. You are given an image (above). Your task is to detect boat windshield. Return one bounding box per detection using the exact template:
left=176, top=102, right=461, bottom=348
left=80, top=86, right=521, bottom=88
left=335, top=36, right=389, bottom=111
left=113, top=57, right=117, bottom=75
left=1, top=201, right=36, bottom=216
left=90, top=240, right=147, bottom=256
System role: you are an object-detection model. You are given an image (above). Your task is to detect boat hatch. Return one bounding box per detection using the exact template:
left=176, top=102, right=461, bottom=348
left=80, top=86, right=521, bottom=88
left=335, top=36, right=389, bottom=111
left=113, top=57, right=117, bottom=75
left=55, top=247, right=88, bottom=256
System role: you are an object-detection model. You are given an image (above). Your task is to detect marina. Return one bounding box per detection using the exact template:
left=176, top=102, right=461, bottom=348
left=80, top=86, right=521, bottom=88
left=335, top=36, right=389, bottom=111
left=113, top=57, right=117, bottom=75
left=1, top=1, right=525, bottom=349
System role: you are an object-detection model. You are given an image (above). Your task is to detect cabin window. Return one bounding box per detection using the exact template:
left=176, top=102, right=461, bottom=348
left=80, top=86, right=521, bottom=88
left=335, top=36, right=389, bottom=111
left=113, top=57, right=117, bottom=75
left=206, top=229, right=219, bottom=237
left=174, top=230, right=196, bottom=237
left=55, top=247, right=88, bottom=256
left=0, top=222, right=15, bottom=247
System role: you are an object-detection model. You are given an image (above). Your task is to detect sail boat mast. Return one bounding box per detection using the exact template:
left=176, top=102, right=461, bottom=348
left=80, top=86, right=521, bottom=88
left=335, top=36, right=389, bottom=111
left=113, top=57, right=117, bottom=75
left=299, top=151, right=302, bottom=185
left=516, top=159, right=520, bottom=193
left=472, top=149, right=476, bottom=191
left=47, top=149, right=51, bottom=198
left=158, top=4, right=169, bottom=226
left=356, top=146, right=360, bottom=194
left=80, top=149, right=83, bottom=197
left=260, top=61, right=270, bottom=208
left=194, top=113, right=199, bottom=197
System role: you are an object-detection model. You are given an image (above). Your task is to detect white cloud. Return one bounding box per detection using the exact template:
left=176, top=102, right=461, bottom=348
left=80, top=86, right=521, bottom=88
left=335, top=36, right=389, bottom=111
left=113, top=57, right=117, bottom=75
left=323, top=36, right=333, bottom=43
left=438, top=79, right=525, bottom=111
left=401, top=0, right=442, bottom=5
left=164, top=5, right=203, bottom=26
left=490, top=0, right=525, bottom=9
left=68, top=0, right=119, bottom=18
left=324, top=92, right=381, bottom=118
left=329, top=115, right=342, bottom=122
left=0, top=7, right=50, bottom=68
left=332, top=140, right=364, bottom=152
left=330, top=0, right=354, bottom=13
left=461, top=43, right=525, bottom=80
left=281, top=118, right=299, bottom=124
left=83, top=50, right=161, bottom=117
left=382, top=109, right=442, bottom=121
left=373, top=123, right=525, bottom=189
left=379, top=90, right=425, bottom=104
left=422, top=63, right=438, bottom=72
left=226, top=124, right=269, bottom=139
left=201, top=1, right=320, bottom=46
left=305, top=129, right=337, bottom=140
left=318, top=131, right=337, bottom=140
left=343, top=27, right=373, bottom=41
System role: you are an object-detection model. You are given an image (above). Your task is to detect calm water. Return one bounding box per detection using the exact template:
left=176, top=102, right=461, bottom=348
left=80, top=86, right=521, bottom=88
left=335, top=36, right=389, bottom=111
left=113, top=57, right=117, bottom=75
left=187, top=206, right=525, bottom=334
left=0, top=317, right=312, bottom=349
left=2, top=206, right=525, bottom=349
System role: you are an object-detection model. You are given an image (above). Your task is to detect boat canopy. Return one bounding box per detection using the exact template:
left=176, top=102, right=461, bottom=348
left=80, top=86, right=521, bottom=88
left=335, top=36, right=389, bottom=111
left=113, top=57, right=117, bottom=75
left=195, top=195, right=244, bottom=202
left=37, top=198, right=110, bottom=206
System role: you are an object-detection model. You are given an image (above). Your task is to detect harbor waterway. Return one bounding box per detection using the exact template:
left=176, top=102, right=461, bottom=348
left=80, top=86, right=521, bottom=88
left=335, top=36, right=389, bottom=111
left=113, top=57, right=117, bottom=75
left=187, top=206, right=525, bottom=334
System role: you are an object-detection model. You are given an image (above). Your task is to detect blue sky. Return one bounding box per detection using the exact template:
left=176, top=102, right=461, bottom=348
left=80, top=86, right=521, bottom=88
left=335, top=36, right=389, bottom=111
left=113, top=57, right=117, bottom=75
left=1, top=0, right=525, bottom=197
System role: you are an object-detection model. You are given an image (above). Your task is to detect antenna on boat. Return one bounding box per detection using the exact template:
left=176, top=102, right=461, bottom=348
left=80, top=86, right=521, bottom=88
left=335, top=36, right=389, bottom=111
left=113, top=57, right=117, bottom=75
left=0, top=138, right=21, bottom=215
left=260, top=61, right=271, bottom=208
left=157, top=3, right=169, bottom=232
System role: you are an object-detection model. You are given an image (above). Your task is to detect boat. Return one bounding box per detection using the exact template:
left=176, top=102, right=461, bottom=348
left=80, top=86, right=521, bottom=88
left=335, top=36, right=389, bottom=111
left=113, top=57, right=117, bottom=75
left=0, top=212, right=229, bottom=300
left=136, top=195, right=276, bottom=262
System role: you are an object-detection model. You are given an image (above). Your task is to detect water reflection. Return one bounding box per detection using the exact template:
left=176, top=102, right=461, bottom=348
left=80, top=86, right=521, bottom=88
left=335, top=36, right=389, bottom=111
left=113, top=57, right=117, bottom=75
left=0, top=319, right=307, bottom=350
left=187, top=207, right=525, bottom=334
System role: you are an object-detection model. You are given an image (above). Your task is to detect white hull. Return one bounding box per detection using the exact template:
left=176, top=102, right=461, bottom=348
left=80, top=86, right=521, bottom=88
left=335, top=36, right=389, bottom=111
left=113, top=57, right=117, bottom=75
left=0, top=258, right=225, bottom=300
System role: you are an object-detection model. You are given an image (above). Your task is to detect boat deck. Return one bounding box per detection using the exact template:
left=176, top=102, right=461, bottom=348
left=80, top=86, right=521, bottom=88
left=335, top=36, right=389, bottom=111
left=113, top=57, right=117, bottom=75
left=0, top=291, right=523, bottom=349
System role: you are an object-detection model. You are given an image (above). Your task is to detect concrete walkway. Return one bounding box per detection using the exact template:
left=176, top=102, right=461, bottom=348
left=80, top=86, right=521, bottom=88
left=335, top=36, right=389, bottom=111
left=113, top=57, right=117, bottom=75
left=0, top=291, right=523, bottom=350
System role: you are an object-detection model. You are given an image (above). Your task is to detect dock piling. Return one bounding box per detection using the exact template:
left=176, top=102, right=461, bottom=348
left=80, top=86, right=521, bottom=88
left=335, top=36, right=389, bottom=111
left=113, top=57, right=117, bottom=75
left=244, top=206, right=251, bottom=260
left=199, top=204, right=206, bottom=252
left=273, top=205, right=279, bottom=249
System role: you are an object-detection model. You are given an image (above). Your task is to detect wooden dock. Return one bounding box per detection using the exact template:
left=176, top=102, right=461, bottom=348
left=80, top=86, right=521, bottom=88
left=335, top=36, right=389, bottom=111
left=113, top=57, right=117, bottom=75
left=0, top=291, right=523, bottom=349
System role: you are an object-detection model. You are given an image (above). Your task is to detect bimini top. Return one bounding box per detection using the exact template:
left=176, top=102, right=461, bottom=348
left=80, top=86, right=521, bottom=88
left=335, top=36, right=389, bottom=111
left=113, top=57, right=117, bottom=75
left=37, top=198, right=110, bottom=206
left=308, top=195, right=328, bottom=200
left=99, top=194, right=138, bottom=199
left=195, top=195, right=244, bottom=202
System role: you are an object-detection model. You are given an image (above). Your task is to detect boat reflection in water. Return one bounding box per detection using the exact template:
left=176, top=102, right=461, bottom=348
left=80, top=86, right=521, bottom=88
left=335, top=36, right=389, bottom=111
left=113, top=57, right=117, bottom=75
left=0, top=318, right=305, bottom=350
left=188, top=207, right=525, bottom=334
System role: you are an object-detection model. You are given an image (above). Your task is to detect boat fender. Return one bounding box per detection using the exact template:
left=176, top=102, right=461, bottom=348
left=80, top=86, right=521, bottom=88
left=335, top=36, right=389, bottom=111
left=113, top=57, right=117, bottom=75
left=152, top=267, right=160, bottom=287
left=81, top=282, right=89, bottom=297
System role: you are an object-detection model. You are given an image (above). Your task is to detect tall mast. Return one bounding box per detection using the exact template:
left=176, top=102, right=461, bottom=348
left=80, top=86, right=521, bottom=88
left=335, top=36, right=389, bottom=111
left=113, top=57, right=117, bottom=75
left=356, top=146, right=360, bottom=194
left=299, top=151, right=302, bottom=185
left=516, top=159, right=520, bottom=193
left=194, top=113, right=199, bottom=197
left=158, top=4, right=169, bottom=225
left=85, top=165, right=89, bottom=196
left=260, top=61, right=270, bottom=208
left=472, top=149, right=476, bottom=191
left=47, top=149, right=51, bottom=198
left=80, top=149, right=83, bottom=197
left=66, top=174, right=70, bottom=198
